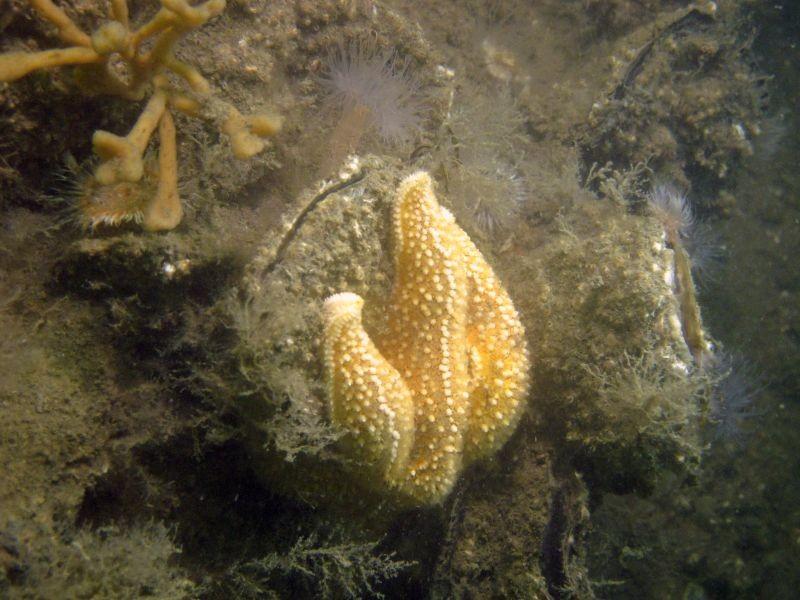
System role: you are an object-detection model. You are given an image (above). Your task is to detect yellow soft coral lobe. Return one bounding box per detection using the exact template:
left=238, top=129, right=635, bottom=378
left=450, top=216, right=530, bottom=462
left=323, top=171, right=530, bottom=504
left=382, top=172, right=471, bottom=502
left=322, top=293, right=415, bottom=483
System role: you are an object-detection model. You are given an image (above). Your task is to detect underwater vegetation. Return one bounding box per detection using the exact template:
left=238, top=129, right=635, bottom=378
left=0, top=0, right=282, bottom=231
left=2, top=522, right=195, bottom=599
left=584, top=352, right=703, bottom=452
left=516, top=196, right=712, bottom=490
left=581, top=1, right=765, bottom=213
left=224, top=151, right=711, bottom=529
left=3, top=0, right=796, bottom=597
left=218, top=533, right=411, bottom=599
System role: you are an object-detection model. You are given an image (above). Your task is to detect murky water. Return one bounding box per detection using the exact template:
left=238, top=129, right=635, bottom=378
left=0, top=1, right=798, bottom=598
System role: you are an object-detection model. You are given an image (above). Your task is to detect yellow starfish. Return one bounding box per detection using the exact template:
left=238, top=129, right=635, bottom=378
left=322, top=171, right=530, bottom=503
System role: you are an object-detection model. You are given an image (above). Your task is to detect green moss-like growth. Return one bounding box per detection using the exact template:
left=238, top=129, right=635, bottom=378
left=430, top=438, right=555, bottom=599
left=580, top=3, right=764, bottom=210
left=516, top=199, right=707, bottom=493
left=3, top=523, right=194, bottom=599
left=216, top=532, right=411, bottom=599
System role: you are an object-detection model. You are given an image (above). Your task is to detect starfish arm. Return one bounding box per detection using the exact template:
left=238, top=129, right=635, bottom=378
left=322, top=293, right=414, bottom=483
left=450, top=221, right=530, bottom=460
left=382, top=172, right=470, bottom=503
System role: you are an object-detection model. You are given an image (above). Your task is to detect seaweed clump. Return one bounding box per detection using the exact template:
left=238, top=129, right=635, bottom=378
left=515, top=199, right=709, bottom=494
left=216, top=533, right=411, bottom=599
left=221, top=150, right=709, bottom=523
left=0, top=0, right=282, bottom=231
left=2, top=523, right=194, bottom=599
left=223, top=157, right=400, bottom=517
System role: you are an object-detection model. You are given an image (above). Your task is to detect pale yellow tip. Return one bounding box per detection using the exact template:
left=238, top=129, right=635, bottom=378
left=397, top=171, right=433, bottom=199
left=322, top=292, right=364, bottom=321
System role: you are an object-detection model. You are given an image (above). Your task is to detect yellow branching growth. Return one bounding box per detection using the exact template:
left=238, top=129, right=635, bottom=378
left=1, top=0, right=283, bottom=231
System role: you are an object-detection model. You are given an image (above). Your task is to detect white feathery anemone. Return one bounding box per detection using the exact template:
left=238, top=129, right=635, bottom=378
left=685, top=223, right=725, bottom=286
left=648, top=184, right=694, bottom=243
left=452, top=160, right=527, bottom=240
left=320, top=40, right=424, bottom=144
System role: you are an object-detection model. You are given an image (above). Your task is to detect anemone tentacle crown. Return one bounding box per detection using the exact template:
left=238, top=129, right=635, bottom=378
left=322, top=171, right=530, bottom=503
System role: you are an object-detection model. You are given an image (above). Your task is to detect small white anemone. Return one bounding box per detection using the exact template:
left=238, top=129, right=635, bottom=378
left=319, top=40, right=425, bottom=145
left=647, top=184, right=694, bottom=240
left=707, top=352, right=766, bottom=443
left=685, top=222, right=725, bottom=286
left=451, top=160, right=527, bottom=240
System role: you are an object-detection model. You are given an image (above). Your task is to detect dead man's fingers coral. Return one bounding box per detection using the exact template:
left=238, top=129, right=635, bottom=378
left=162, top=55, right=210, bottom=94
left=222, top=108, right=283, bottom=159
left=0, top=0, right=101, bottom=82
left=132, top=0, right=225, bottom=43
left=2, top=0, right=282, bottom=232
left=323, top=171, right=530, bottom=504
left=142, top=109, right=182, bottom=232
left=92, top=90, right=167, bottom=185
left=90, top=21, right=131, bottom=57
left=109, top=0, right=130, bottom=29
left=161, top=0, right=227, bottom=27
left=0, top=47, right=101, bottom=82
left=29, top=0, right=92, bottom=47
left=322, top=293, right=416, bottom=484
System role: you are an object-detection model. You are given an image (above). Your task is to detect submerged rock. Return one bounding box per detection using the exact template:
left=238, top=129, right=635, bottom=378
left=227, top=154, right=707, bottom=526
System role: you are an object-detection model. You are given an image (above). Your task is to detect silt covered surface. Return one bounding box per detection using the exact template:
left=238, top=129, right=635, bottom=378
left=1, top=0, right=798, bottom=598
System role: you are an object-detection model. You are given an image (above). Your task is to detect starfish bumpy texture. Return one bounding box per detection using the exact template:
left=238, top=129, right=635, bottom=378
left=322, top=171, right=530, bottom=504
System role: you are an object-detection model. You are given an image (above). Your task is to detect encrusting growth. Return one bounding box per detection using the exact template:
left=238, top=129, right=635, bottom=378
left=0, top=0, right=282, bottom=231
left=648, top=185, right=710, bottom=367
left=322, top=172, right=530, bottom=504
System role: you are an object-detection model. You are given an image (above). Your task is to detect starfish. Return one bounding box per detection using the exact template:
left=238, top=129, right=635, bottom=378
left=322, top=171, right=530, bottom=503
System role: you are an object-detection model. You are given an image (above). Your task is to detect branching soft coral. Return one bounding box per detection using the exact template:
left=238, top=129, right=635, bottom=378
left=0, top=0, right=283, bottom=231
